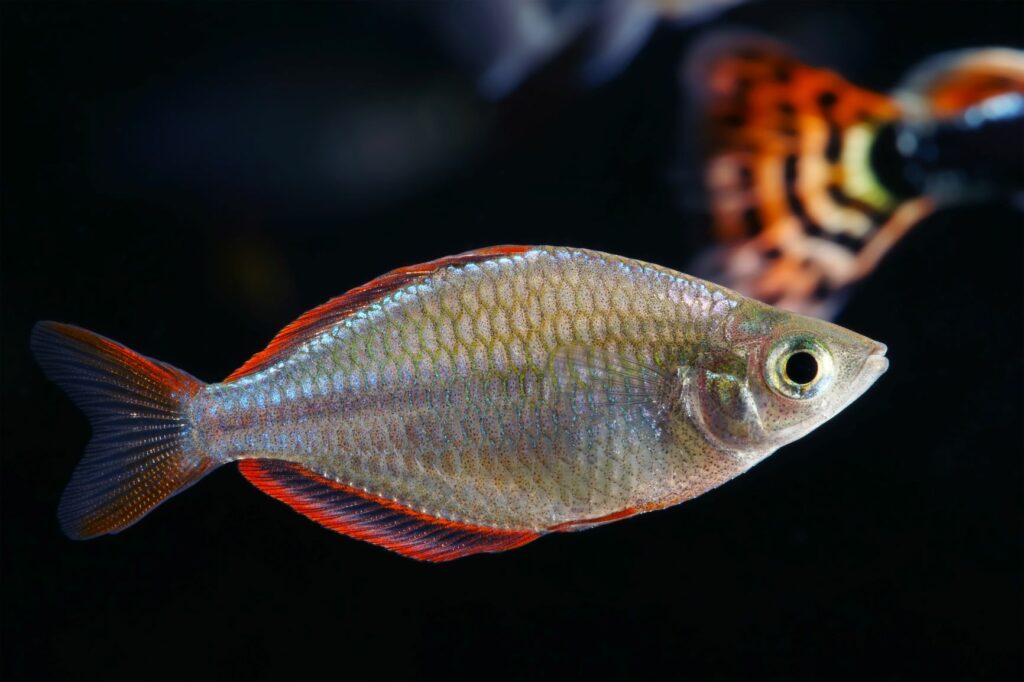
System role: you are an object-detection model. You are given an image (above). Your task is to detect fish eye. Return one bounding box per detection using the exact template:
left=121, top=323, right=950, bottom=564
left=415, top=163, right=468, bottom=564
left=765, top=337, right=834, bottom=400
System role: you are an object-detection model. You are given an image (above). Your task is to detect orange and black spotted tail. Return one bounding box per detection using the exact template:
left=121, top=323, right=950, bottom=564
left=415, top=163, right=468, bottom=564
left=683, top=33, right=929, bottom=318
left=31, top=322, right=217, bottom=539
left=687, top=32, right=903, bottom=241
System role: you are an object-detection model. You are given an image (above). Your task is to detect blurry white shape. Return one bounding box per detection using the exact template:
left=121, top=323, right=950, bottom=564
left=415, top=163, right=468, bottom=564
left=428, top=0, right=741, bottom=99
left=582, top=0, right=741, bottom=84
left=429, top=0, right=590, bottom=99
left=975, top=92, right=1024, bottom=122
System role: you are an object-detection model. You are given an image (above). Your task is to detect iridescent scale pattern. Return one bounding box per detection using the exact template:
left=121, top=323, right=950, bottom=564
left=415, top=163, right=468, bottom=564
left=192, top=247, right=747, bottom=531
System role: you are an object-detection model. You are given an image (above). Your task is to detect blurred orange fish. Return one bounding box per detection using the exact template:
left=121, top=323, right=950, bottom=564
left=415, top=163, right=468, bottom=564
left=684, top=34, right=1024, bottom=318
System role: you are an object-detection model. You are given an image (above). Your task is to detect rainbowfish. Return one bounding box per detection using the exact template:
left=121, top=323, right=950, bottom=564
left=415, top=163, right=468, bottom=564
left=32, top=245, right=888, bottom=561
left=684, top=34, right=1024, bottom=319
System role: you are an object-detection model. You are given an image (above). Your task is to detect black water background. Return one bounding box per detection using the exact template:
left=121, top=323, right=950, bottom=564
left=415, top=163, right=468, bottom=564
left=2, top=2, right=1021, bottom=680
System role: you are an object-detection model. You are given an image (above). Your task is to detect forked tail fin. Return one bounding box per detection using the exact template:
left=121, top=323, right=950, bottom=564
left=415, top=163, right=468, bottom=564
left=31, top=321, right=216, bottom=539
left=683, top=32, right=925, bottom=319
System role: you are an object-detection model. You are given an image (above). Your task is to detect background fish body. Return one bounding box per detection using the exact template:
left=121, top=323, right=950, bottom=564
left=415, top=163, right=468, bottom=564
left=33, top=246, right=887, bottom=560
left=686, top=34, right=1024, bottom=319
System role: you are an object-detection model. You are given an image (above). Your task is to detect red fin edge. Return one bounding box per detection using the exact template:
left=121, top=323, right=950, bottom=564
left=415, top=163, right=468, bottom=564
left=225, top=245, right=532, bottom=382
left=239, top=460, right=539, bottom=562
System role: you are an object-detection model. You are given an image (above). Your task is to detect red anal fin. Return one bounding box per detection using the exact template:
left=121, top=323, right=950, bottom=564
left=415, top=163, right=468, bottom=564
left=239, top=460, right=539, bottom=562
left=225, top=245, right=532, bottom=382
left=549, top=507, right=640, bottom=533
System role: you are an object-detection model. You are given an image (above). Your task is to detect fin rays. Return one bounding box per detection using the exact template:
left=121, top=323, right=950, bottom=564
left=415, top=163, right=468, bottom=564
left=239, top=460, right=539, bottom=562
left=31, top=322, right=216, bottom=539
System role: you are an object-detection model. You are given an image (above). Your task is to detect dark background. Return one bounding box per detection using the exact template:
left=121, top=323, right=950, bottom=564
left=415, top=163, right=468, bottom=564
left=2, top=2, right=1021, bottom=680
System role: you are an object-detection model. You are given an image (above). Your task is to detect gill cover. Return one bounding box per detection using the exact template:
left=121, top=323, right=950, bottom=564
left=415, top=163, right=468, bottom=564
left=687, top=304, right=888, bottom=456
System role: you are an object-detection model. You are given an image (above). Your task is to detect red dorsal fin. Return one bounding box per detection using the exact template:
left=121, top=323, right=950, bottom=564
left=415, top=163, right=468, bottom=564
left=239, top=460, right=540, bottom=562
left=225, top=245, right=533, bottom=382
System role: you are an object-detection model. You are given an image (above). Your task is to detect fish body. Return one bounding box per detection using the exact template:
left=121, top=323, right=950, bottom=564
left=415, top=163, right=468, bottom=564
left=33, top=246, right=887, bottom=560
left=685, top=35, right=1024, bottom=318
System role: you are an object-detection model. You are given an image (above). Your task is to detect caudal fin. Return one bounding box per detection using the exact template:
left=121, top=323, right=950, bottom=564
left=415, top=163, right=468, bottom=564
left=682, top=32, right=925, bottom=319
left=31, top=322, right=215, bottom=539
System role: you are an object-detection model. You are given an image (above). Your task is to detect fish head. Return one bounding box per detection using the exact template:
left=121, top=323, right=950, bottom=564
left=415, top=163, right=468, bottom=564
left=689, top=303, right=888, bottom=461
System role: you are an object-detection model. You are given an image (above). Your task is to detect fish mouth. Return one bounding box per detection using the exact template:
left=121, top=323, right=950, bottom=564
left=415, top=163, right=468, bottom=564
left=863, top=342, right=889, bottom=378
left=834, top=341, right=888, bottom=415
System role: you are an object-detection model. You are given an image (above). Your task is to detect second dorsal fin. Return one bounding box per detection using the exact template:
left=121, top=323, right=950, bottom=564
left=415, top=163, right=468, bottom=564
left=225, top=245, right=532, bottom=382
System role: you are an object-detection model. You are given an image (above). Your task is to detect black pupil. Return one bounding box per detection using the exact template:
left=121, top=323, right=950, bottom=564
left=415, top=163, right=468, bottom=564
left=785, top=352, right=818, bottom=385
